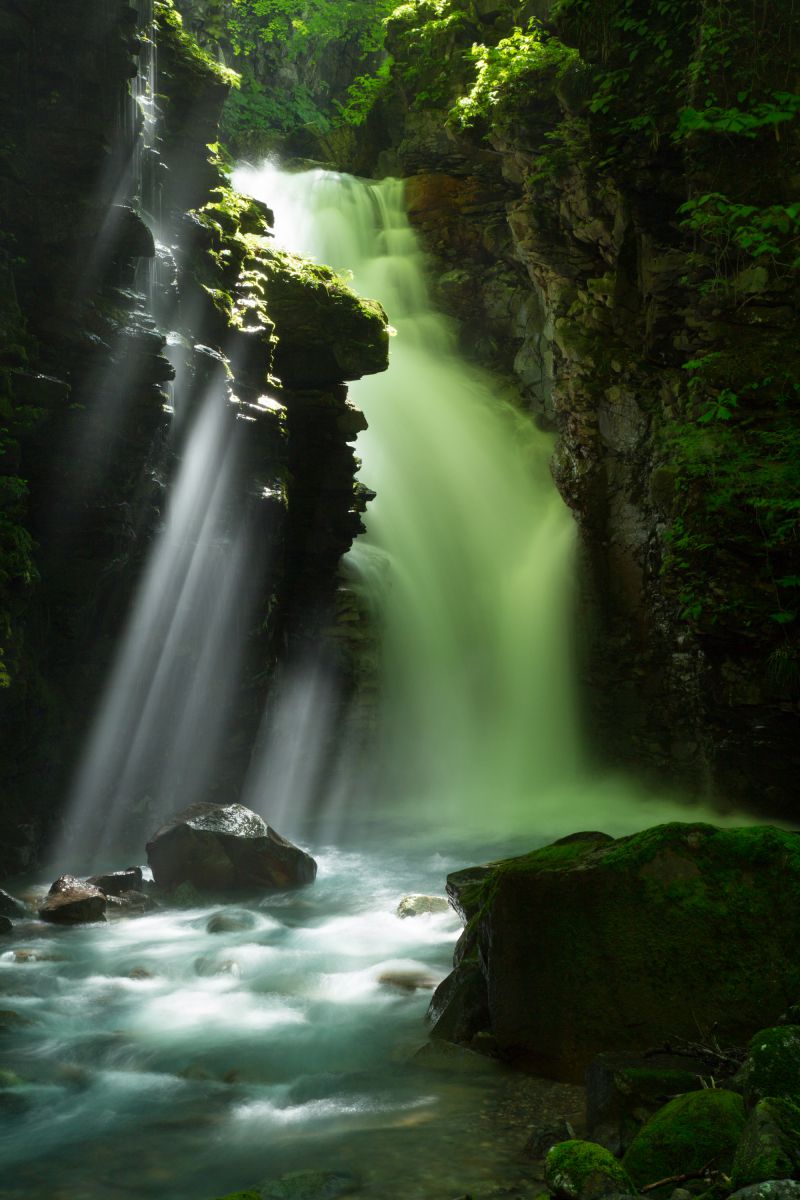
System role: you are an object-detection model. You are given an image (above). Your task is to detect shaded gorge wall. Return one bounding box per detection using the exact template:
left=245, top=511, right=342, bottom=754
left=0, top=0, right=388, bottom=873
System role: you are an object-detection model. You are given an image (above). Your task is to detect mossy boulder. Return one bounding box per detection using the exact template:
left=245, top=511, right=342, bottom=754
left=450, top=824, right=800, bottom=1080
left=622, top=1089, right=746, bottom=1191
left=545, top=1139, right=636, bottom=1199
left=731, top=1098, right=800, bottom=1189
left=738, top=1029, right=800, bottom=1107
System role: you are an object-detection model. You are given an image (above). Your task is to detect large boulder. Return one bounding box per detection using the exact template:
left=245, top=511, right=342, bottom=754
left=38, top=876, right=107, bottom=924
left=586, top=1052, right=708, bottom=1155
left=86, top=867, right=143, bottom=897
left=437, top=825, right=800, bottom=1080
left=146, top=803, right=317, bottom=893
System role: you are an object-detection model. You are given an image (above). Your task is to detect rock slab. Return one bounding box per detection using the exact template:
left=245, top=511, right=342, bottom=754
left=38, top=876, right=107, bottom=924
left=146, top=803, right=317, bottom=893
left=438, top=824, right=800, bottom=1080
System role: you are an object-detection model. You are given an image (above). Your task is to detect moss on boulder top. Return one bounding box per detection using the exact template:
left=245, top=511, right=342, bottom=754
left=444, top=823, right=800, bottom=1080
left=546, top=1138, right=636, bottom=1199
left=622, top=1089, right=746, bottom=1192
left=738, top=1028, right=800, bottom=1108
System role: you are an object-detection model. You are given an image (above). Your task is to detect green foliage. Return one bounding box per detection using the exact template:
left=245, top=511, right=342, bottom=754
left=216, top=0, right=396, bottom=136
left=334, top=58, right=393, bottom=127
left=386, top=0, right=475, bottom=108
left=679, top=193, right=800, bottom=285
left=664, top=353, right=800, bottom=634
left=452, top=22, right=580, bottom=128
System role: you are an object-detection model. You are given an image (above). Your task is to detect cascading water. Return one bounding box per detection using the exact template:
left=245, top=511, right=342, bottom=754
left=234, top=163, right=687, bottom=844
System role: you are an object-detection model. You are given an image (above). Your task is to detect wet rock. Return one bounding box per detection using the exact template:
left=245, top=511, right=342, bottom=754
left=622, top=1089, right=746, bottom=1191
left=87, top=867, right=143, bottom=896
left=147, top=803, right=317, bottom=893
left=545, top=1139, right=635, bottom=1200
left=397, top=893, right=451, bottom=918
left=731, top=1097, right=800, bottom=1189
left=0, top=1010, right=34, bottom=1034
left=0, top=916, right=11, bottom=935
left=737, top=1027, right=800, bottom=1107
left=38, top=875, right=107, bottom=924
left=128, top=966, right=154, bottom=980
left=730, top=1184, right=800, bottom=1200
left=0, top=888, right=26, bottom=918
left=428, top=960, right=490, bottom=1043
left=206, top=910, right=258, bottom=934
left=377, top=968, right=439, bottom=992
left=194, top=955, right=241, bottom=978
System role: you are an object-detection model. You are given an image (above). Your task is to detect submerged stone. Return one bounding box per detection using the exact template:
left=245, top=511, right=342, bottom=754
left=259, top=1169, right=361, bottom=1199
left=206, top=910, right=258, bottom=934
left=38, top=875, right=107, bottom=924
left=0, top=889, right=26, bottom=918
left=146, top=803, right=317, bottom=893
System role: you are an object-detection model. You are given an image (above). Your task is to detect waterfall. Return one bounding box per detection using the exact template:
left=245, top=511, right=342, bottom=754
left=234, top=164, right=585, bottom=842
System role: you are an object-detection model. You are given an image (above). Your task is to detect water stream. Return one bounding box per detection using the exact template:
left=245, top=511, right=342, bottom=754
left=2, top=165, right=716, bottom=1199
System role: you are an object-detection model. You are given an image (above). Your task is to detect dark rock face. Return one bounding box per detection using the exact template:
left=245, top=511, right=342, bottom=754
left=731, top=1098, right=800, bottom=1191
left=38, top=875, right=107, bottom=924
left=146, top=802, right=317, bottom=893
left=350, top=0, right=800, bottom=815
left=435, top=824, right=800, bottom=1081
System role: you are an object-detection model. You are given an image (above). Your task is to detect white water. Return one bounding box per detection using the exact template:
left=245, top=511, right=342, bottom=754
left=1, top=847, right=571, bottom=1200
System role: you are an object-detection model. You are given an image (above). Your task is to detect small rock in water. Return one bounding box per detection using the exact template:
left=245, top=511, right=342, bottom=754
left=0, top=916, right=12, bottom=935
left=87, top=867, right=143, bottom=896
left=206, top=909, right=257, bottom=934
left=128, top=966, right=154, bottom=980
left=0, top=1009, right=34, bottom=1034
left=377, top=968, right=439, bottom=992
left=146, top=802, right=317, bottom=893
left=0, top=888, right=26, bottom=918
left=397, top=893, right=451, bottom=918
left=194, top=954, right=240, bottom=978
left=13, top=948, right=64, bottom=963
left=38, top=875, right=107, bottom=924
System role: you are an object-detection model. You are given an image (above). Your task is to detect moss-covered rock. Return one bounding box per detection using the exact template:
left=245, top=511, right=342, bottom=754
left=731, top=1098, right=800, bottom=1189
left=446, top=823, right=800, bottom=1080
left=738, top=1029, right=800, bottom=1108
left=622, top=1089, right=746, bottom=1191
left=586, top=1052, right=708, bottom=1155
left=545, top=1138, right=636, bottom=1199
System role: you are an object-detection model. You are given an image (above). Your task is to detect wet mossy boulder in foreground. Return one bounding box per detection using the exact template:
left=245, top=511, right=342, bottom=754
left=444, top=824, right=800, bottom=1080
left=622, top=1088, right=746, bottom=1189
left=146, top=803, right=317, bottom=893
left=546, top=1139, right=636, bottom=1200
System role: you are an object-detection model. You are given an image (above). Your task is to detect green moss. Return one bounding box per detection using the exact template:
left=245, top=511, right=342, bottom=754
left=739, top=1028, right=800, bottom=1107
left=731, top=1096, right=800, bottom=1188
left=154, top=0, right=239, bottom=91
left=623, top=1089, right=746, bottom=1191
left=546, top=1139, right=636, bottom=1199
left=210, top=1192, right=261, bottom=1200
